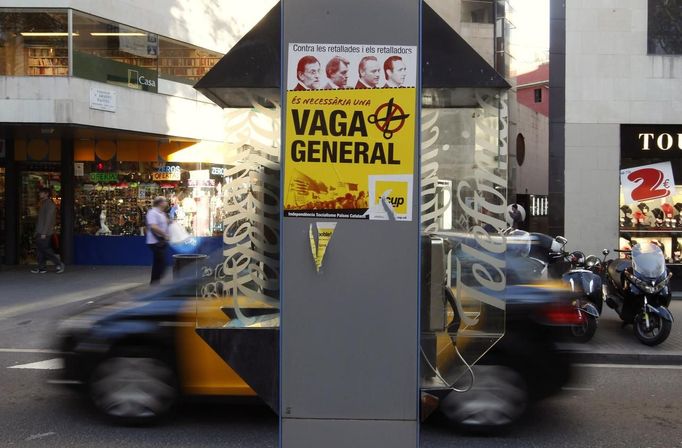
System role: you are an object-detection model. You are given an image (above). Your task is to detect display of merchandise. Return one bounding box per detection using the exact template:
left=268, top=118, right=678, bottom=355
left=75, top=183, right=158, bottom=236
left=75, top=163, right=230, bottom=237
left=651, top=208, right=665, bottom=227
left=620, top=205, right=633, bottom=227
left=661, top=202, right=676, bottom=227
left=620, top=188, right=682, bottom=267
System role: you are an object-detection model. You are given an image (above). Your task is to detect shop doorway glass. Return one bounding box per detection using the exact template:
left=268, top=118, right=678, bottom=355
left=20, top=171, right=61, bottom=264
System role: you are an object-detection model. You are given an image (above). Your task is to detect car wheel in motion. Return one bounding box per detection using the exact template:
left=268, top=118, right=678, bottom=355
left=89, top=354, right=178, bottom=424
left=439, top=364, right=528, bottom=432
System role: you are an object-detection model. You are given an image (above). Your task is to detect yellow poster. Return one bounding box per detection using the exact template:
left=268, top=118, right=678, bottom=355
left=284, top=43, right=417, bottom=221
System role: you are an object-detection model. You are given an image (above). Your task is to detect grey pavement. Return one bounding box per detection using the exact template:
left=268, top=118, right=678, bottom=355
left=0, top=265, right=151, bottom=319
left=560, top=300, right=682, bottom=364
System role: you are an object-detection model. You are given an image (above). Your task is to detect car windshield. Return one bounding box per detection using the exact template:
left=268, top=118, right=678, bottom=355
left=632, top=242, right=666, bottom=279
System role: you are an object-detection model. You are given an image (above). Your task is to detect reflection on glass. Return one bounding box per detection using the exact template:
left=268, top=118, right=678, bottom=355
left=648, top=0, right=682, bottom=55
left=158, top=37, right=222, bottom=84
left=420, top=87, right=508, bottom=388
left=0, top=10, right=68, bottom=76
left=72, top=11, right=158, bottom=73
left=196, top=93, right=281, bottom=330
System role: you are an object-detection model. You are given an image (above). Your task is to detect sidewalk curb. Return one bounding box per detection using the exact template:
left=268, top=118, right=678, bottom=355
left=565, top=351, right=682, bottom=365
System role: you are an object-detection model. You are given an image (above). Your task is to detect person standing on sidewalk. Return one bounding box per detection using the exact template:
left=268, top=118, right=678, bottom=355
left=146, top=196, right=170, bottom=284
left=31, top=187, right=64, bottom=274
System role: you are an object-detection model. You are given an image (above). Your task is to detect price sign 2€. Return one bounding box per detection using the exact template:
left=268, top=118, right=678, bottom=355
left=621, top=161, right=675, bottom=203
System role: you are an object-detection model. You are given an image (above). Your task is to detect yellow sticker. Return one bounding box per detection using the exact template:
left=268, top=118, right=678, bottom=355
left=309, top=222, right=337, bottom=272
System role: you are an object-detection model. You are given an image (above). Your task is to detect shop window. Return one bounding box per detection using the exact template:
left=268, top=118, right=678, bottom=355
left=461, top=0, right=495, bottom=24
left=0, top=9, right=68, bottom=76
left=158, top=37, right=223, bottom=85
left=534, top=88, right=542, bottom=103
left=620, top=125, right=682, bottom=283
left=648, top=0, right=682, bottom=54
left=74, top=160, right=232, bottom=238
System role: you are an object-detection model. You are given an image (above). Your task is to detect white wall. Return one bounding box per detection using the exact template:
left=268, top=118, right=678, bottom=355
left=514, top=102, right=549, bottom=196
left=0, top=76, right=227, bottom=142
left=0, top=0, right=278, bottom=53
left=564, top=0, right=682, bottom=255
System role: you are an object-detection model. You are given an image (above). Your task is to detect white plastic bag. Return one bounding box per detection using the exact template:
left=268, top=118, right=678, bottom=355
left=168, top=221, right=190, bottom=244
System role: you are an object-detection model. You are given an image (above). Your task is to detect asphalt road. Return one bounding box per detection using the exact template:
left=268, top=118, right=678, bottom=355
left=0, top=296, right=681, bottom=447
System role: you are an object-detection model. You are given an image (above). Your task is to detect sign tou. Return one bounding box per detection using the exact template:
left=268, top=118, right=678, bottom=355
left=621, top=161, right=676, bottom=203
left=284, top=43, right=417, bottom=221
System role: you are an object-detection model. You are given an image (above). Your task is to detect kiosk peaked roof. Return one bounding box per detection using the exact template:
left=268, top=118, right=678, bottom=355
left=194, top=2, right=509, bottom=107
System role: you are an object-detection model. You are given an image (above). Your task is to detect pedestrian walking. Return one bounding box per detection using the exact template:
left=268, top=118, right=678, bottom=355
left=31, top=187, right=64, bottom=274
left=146, top=196, right=170, bottom=284
left=509, top=203, right=523, bottom=230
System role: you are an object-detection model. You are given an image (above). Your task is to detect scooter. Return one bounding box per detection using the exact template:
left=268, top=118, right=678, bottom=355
left=602, top=243, right=674, bottom=346
left=549, top=237, right=603, bottom=342
left=507, top=232, right=602, bottom=342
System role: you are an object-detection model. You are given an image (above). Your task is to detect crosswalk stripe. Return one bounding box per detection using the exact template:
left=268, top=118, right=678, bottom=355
left=0, top=348, right=62, bottom=354
left=8, top=358, right=63, bottom=370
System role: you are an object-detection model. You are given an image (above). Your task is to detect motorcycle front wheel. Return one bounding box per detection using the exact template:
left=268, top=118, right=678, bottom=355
left=570, top=314, right=597, bottom=343
left=633, top=312, right=672, bottom=346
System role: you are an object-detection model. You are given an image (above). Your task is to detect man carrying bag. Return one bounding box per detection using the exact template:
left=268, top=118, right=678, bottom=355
left=146, top=196, right=170, bottom=284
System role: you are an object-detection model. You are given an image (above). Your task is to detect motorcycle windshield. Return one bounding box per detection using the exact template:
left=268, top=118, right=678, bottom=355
left=632, top=243, right=666, bottom=279
left=506, top=230, right=531, bottom=258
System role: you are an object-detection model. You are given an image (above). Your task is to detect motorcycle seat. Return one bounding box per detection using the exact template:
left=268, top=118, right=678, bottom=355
left=608, top=259, right=631, bottom=290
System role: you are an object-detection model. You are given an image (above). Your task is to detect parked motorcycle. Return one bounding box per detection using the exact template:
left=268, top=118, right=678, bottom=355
left=549, top=237, right=603, bottom=342
left=602, top=242, right=674, bottom=346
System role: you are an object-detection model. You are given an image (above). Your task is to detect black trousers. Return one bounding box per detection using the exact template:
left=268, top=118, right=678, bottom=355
left=36, top=235, right=61, bottom=269
left=149, top=243, right=167, bottom=284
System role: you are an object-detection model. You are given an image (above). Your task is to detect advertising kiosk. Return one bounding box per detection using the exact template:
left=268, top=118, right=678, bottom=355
left=192, top=2, right=509, bottom=446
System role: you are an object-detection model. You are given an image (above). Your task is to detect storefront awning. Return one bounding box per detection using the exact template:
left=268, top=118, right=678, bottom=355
left=194, top=2, right=509, bottom=108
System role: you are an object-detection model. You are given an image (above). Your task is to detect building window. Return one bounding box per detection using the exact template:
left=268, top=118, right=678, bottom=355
left=516, top=133, right=525, bottom=166
left=534, top=88, right=542, bottom=103
left=158, top=37, right=222, bottom=85
left=72, top=11, right=159, bottom=91
left=0, top=10, right=69, bottom=76
left=71, top=11, right=223, bottom=87
left=461, top=0, right=494, bottom=24
left=648, top=0, right=682, bottom=55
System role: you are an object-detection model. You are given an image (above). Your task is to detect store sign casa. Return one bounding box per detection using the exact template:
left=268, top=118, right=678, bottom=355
left=127, top=69, right=157, bottom=90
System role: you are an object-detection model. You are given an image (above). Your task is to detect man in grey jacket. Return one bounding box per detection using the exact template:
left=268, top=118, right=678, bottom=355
left=31, top=187, right=64, bottom=274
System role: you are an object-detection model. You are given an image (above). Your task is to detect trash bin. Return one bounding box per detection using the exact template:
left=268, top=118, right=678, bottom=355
left=172, top=254, right=208, bottom=280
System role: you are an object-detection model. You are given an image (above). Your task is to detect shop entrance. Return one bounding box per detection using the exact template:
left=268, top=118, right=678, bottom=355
left=19, top=170, right=61, bottom=264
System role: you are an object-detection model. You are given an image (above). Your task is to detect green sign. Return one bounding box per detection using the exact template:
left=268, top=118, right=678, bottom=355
left=89, top=172, right=119, bottom=183
left=73, top=51, right=158, bottom=93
